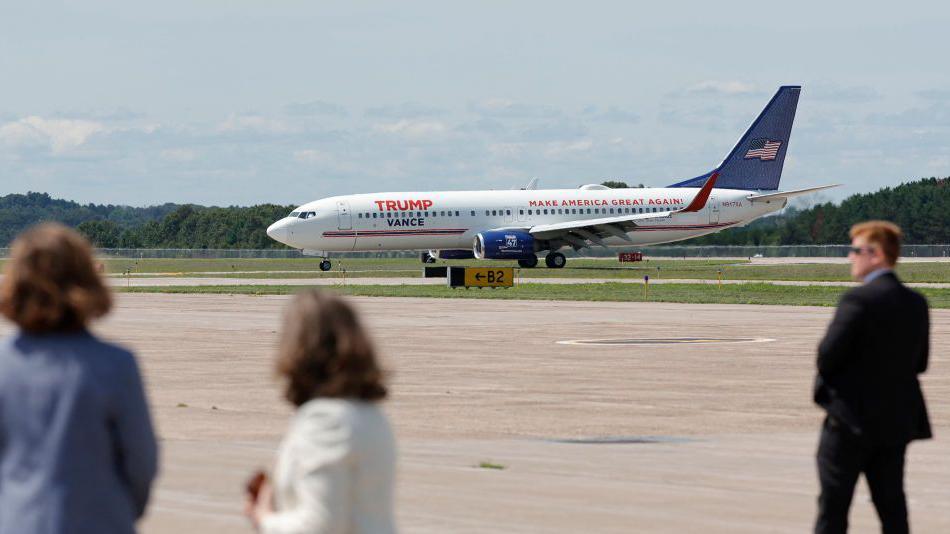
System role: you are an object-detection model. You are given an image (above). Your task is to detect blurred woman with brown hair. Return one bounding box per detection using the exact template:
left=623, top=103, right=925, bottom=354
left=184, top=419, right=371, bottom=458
left=246, top=290, right=396, bottom=533
left=0, top=223, right=158, bottom=533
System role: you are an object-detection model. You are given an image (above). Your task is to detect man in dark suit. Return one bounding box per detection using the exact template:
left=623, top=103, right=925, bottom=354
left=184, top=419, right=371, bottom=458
left=814, top=221, right=931, bottom=534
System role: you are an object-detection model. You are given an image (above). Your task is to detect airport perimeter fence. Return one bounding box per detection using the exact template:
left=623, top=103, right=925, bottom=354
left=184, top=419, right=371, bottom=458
left=0, top=245, right=948, bottom=259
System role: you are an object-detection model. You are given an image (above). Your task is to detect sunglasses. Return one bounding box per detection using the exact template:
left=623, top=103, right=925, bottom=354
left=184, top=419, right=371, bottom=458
left=848, top=246, right=877, bottom=255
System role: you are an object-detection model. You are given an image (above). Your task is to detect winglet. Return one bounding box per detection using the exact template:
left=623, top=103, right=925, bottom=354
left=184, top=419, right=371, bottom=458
left=679, top=172, right=718, bottom=213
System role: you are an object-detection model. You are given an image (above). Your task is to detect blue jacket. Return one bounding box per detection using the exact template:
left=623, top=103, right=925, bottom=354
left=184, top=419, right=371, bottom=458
left=0, top=330, right=159, bottom=534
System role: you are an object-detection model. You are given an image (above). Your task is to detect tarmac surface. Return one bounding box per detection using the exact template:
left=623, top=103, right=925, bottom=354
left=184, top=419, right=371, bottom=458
left=107, top=275, right=950, bottom=289
left=2, top=294, right=948, bottom=532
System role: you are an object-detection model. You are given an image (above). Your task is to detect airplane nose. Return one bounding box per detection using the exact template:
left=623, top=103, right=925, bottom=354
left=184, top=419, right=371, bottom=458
left=267, top=220, right=289, bottom=243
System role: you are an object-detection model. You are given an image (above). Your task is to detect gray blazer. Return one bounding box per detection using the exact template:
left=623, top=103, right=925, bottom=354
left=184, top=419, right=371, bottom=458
left=0, top=330, right=159, bottom=534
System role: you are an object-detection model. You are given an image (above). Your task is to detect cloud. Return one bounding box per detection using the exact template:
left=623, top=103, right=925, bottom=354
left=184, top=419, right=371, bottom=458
left=216, top=114, right=296, bottom=134
left=488, top=142, right=528, bottom=158
left=917, top=89, right=950, bottom=101
left=0, top=116, right=106, bottom=153
left=488, top=137, right=596, bottom=164
left=581, top=105, right=640, bottom=124
left=672, top=81, right=763, bottom=97
left=926, top=154, right=950, bottom=171
left=657, top=105, right=730, bottom=130
left=161, top=148, right=198, bottom=162
left=15, top=93, right=940, bottom=207
left=469, top=98, right=561, bottom=119
left=51, top=108, right=146, bottom=121
left=517, top=119, right=588, bottom=143
left=866, top=103, right=950, bottom=127
left=456, top=117, right=508, bottom=135
left=807, top=83, right=880, bottom=102
left=544, top=139, right=594, bottom=159
left=283, top=100, right=348, bottom=117
left=372, top=119, right=446, bottom=137
left=293, top=149, right=333, bottom=164
left=365, top=102, right=444, bottom=118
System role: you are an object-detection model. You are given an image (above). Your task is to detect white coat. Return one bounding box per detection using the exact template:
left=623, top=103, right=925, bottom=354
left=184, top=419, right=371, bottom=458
left=261, top=398, right=396, bottom=534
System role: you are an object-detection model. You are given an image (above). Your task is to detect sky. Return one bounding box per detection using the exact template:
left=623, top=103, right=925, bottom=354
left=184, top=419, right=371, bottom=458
left=1, top=1, right=949, bottom=207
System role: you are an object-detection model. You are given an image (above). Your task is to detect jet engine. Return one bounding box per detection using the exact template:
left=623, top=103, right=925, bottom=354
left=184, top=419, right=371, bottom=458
left=473, top=230, right=536, bottom=259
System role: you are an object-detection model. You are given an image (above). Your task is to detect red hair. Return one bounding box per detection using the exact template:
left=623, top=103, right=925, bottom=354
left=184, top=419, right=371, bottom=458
left=850, top=220, right=902, bottom=265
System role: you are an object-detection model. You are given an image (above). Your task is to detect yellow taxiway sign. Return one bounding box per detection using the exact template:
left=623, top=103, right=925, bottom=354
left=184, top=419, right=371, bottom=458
left=462, top=267, right=514, bottom=287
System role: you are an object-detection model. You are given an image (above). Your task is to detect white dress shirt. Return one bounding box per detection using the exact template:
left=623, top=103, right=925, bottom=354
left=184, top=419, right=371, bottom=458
left=261, top=398, right=396, bottom=534
left=863, top=267, right=894, bottom=284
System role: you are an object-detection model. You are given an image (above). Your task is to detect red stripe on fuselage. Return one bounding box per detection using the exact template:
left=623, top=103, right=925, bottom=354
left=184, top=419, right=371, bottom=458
left=323, top=228, right=468, bottom=238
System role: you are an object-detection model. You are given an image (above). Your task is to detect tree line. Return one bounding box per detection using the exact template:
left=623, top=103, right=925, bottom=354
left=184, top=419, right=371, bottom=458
left=0, top=192, right=180, bottom=247
left=1, top=177, right=946, bottom=248
left=0, top=192, right=292, bottom=249
left=688, top=177, right=949, bottom=245
left=74, top=204, right=294, bottom=249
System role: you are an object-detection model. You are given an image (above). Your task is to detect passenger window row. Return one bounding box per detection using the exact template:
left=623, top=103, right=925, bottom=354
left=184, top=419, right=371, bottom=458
left=358, top=210, right=463, bottom=219
left=520, top=207, right=671, bottom=216
left=352, top=205, right=684, bottom=219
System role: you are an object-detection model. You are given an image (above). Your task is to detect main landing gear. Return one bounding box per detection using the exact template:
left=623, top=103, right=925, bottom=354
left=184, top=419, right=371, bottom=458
left=319, top=259, right=332, bottom=272
left=544, top=252, right=566, bottom=269
left=421, top=252, right=436, bottom=264
left=518, top=256, right=538, bottom=268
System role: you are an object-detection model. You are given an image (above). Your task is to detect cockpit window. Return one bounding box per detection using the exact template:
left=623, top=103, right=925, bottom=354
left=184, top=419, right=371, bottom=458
left=298, top=211, right=316, bottom=219
left=289, top=211, right=300, bottom=217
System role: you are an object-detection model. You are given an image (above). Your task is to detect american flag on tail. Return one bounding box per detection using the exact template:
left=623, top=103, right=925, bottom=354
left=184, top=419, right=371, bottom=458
left=744, top=138, right=782, bottom=161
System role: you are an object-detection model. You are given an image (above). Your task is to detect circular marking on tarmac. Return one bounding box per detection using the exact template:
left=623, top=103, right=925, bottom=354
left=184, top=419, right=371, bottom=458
left=556, top=337, right=775, bottom=346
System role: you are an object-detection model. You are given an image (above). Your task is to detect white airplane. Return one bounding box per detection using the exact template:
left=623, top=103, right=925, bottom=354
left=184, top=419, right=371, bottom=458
left=267, top=86, right=837, bottom=271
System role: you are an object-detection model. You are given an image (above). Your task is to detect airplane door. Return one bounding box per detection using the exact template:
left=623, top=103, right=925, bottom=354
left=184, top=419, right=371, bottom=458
left=708, top=196, right=720, bottom=224
left=504, top=206, right=514, bottom=224
left=517, top=206, right=528, bottom=223
left=336, top=200, right=352, bottom=230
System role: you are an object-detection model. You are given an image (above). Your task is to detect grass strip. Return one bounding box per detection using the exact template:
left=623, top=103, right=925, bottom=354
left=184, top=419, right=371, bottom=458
left=91, top=257, right=950, bottom=283
left=118, top=282, right=950, bottom=308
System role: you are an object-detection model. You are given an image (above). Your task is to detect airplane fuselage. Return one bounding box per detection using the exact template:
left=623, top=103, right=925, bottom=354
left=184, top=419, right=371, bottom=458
left=266, top=86, right=827, bottom=265
left=266, top=186, right=784, bottom=255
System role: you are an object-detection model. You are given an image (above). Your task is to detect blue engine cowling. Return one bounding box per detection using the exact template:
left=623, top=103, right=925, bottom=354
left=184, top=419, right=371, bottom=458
left=473, top=230, right=536, bottom=259
left=430, top=249, right=475, bottom=260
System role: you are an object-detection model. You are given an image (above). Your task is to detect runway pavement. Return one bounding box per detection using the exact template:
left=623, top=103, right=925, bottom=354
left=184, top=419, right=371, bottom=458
left=106, top=275, right=950, bottom=289
left=1, top=294, right=945, bottom=532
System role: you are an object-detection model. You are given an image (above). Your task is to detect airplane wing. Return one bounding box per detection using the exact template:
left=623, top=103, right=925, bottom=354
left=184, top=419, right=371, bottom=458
left=746, top=184, right=840, bottom=202
left=528, top=173, right=719, bottom=249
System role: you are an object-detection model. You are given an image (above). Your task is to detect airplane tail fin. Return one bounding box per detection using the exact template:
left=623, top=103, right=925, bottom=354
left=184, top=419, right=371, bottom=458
left=669, top=85, right=801, bottom=191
